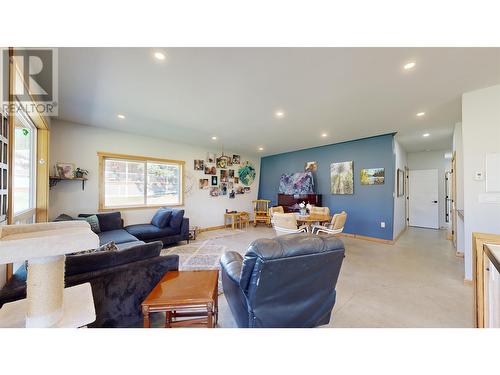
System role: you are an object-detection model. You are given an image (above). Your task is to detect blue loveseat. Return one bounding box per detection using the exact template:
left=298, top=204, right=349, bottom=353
left=124, top=208, right=190, bottom=246
left=57, top=209, right=190, bottom=248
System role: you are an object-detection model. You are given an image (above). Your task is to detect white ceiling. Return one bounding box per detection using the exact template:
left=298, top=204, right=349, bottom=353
left=57, top=48, right=500, bottom=155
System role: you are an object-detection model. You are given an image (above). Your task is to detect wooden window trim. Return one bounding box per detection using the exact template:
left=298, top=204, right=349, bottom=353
left=98, top=152, right=185, bottom=211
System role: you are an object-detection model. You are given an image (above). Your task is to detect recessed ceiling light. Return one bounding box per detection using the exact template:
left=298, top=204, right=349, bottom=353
left=258, top=147, right=264, bottom=151
left=117, top=114, right=125, bottom=119
left=154, top=51, right=166, bottom=61
left=211, top=136, right=217, bottom=140
left=321, top=133, right=327, bottom=137
left=416, top=112, right=425, bottom=117
left=423, top=133, right=430, bottom=137
left=275, top=110, right=285, bottom=118
left=404, top=61, right=416, bottom=70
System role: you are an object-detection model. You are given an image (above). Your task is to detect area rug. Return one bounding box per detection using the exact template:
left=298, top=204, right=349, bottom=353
left=161, top=236, right=245, bottom=293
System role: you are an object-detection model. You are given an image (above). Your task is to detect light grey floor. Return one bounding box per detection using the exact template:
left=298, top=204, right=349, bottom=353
left=215, top=226, right=473, bottom=328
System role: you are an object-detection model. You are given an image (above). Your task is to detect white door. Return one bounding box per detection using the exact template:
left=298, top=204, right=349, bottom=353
left=409, top=169, right=439, bottom=229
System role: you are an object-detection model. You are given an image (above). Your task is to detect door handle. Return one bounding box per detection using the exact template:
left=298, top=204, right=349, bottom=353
left=432, top=201, right=438, bottom=203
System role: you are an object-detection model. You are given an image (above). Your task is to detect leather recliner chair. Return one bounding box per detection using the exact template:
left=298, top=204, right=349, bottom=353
left=220, top=233, right=345, bottom=328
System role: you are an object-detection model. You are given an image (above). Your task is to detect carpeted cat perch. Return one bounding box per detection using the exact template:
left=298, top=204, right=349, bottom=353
left=0, top=221, right=99, bottom=328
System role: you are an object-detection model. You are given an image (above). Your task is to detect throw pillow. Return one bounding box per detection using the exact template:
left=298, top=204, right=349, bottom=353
left=77, top=214, right=101, bottom=233
left=151, top=208, right=172, bottom=228
left=70, top=241, right=118, bottom=256
left=169, top=209, right=185, bottom=231
left=78, top=212, right=122, bottom=231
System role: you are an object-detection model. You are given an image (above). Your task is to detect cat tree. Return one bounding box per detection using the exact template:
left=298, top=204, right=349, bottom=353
left=0, top=221, right=99, bottom=328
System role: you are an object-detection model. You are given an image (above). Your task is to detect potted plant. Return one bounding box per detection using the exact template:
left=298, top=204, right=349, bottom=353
left=74, top=168, right=89, bottom=179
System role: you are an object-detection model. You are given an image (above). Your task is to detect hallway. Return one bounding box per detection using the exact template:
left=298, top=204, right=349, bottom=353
left=216, top=227, right=473, bottom=327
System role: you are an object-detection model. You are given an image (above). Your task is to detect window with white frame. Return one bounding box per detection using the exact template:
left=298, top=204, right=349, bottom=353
left=99, top=153, right=184, bottom=210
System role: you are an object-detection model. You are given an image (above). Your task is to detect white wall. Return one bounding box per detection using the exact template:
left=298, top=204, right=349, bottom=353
left=452, top=122, right=465, bottom=254
left=393, top=138, right=407, bottom=239
left=462, top=84, right=500, bottom=281
left=49, top=120, right=261, bottom=228
left=407, top=150, right=452, bottom=230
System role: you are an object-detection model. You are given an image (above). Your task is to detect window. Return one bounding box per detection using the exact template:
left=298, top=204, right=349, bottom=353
left=99, top=152, right=184, bottom=210
left=13, top=112, right=37, bottom=222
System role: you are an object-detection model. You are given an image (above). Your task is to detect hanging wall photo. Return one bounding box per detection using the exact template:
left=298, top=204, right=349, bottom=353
left=305, top=161, right=317, bottom=172
left=194, top=159, right=205, bottom=171
left=232, top=155, right=240, bottom=164
left=207, top=153, right=216, bottom=164
left=216, top=157, right=227, bottom=169
left=220, top=183, right=228, bottom=195
left=330, top=161, right=354, bottom=194
left=397, top=169, right=405, bottom=196
left=238, top=161, right=256, bottom=186
left=204, top=165, right=216, bottom=175
left=220, top=169, right=228, bottom=183
left=211, top=175, right=218, bottom=186
left=199, top=178, right=209, bottom=189
left=210, top=187, right=220, bottom=197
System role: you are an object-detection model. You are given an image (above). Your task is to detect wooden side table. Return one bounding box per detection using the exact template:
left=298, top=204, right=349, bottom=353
left=141, top=270, right=219, bottom=328
left=224, top=212, right=241, bottom=229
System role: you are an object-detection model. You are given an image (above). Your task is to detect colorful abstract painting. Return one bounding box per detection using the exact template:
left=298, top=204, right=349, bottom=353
left=330, top=161, right=353, bottom=194
left=279, top=172, right=315, bottom=195
left=238, top=162, right=256, bottom=186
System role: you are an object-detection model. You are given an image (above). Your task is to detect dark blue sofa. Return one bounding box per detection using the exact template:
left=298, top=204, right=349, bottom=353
left=124, top=209, right=190, bottom=246
left=75, top=209, right=189, bottom=247
left=0, top=241, right=179, bottom=327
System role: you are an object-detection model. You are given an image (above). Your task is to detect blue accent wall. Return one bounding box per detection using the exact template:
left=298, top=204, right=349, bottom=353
left=258, top=134, right=396, bottom=240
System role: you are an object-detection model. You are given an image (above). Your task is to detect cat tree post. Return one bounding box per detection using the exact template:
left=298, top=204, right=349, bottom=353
left=0, top=221, right=99, bottom=328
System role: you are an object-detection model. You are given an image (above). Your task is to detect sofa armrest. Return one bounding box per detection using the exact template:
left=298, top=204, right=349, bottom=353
left=180, top=217, right=189, bottom=239
left=220, top=251, right=243, bottom=284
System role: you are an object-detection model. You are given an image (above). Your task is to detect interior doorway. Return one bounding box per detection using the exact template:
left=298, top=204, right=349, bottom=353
left=408, top=169, right=439, bottom=229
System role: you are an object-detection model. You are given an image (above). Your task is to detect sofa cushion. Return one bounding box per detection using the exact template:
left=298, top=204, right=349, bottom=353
left=151, top=208, right=172, bottom=228
left=65, top=241, right=163, bottom=277
left=168, top=209, right=185, bottom=231
left=125, top=223, right=177, bottom=241
left=79, top=212, right=122, bottom=232
left=116, top=240, right=145, bottom=250
left=98, top=229, right=138, bottom=245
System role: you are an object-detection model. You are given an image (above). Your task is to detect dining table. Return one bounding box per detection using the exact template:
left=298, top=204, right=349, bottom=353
left=295, top=213, right=331, bottom=231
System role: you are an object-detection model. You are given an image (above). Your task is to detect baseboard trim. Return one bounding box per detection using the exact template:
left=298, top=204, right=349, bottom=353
left=464, top=278, right=473, bottom=286
left=198, top=225, right=226, bottom=233
left=455, top=251, right=465, bottom=258
left=393, top=227, right=407, bottom=243
left=338, top=232, right=394, bottom=245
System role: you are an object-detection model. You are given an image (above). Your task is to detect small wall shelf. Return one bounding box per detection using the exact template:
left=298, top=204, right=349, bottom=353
left=49, top=176, right=87, bottom=190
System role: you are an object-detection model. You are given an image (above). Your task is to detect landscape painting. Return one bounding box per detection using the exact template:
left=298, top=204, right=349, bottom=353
left=330, top=161, right=354, bottom=194
left=361, top=168, right=385, bottom=185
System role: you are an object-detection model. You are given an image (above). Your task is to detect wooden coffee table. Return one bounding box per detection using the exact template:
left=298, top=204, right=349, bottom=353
left=141, top=270, right=219, bottom=328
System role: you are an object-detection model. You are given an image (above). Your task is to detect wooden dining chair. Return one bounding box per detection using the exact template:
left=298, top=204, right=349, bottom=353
left=239, top=212, right=250, bottom=229
left=253, top=200, right=271, bottom=226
